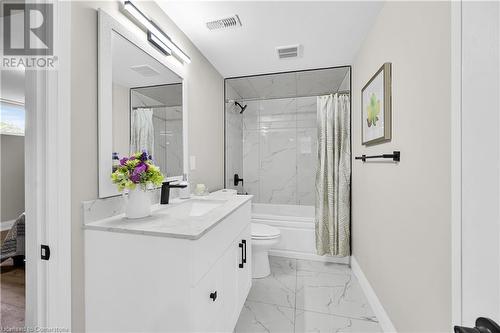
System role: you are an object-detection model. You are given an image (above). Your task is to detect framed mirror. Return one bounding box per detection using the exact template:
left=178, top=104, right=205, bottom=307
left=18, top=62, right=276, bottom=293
left=98, top=9, right=187, bottom=198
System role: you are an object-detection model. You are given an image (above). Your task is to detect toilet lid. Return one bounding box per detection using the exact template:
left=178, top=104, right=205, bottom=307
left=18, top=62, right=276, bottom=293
left=251, top=223, right=280, bottom=239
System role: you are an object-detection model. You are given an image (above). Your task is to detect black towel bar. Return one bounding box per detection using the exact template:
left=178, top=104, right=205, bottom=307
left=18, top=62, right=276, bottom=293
left=355, top=151, right=400, bottom=162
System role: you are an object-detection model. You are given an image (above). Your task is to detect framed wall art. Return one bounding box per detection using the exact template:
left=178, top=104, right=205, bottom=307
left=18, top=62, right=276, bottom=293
left=362, top=62, right=392, bottom=145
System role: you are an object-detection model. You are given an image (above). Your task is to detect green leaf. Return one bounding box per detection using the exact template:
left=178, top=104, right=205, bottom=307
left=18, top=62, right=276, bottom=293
left=366, top=93, right=381, bottom=127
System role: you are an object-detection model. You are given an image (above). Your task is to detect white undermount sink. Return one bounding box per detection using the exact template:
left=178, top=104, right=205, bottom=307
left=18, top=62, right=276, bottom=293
left=164, top=199, right=227, bottom=218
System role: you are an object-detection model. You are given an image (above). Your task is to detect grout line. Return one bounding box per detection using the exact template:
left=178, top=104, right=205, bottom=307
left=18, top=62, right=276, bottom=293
left=293, top=306, right=379, bottom=323
left=245, top=299, right=377, bottom=324
left=245, top=299, right=295, bottom=310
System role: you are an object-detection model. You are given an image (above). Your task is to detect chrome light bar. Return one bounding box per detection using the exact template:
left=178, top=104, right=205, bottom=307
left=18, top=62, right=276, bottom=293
left=123, top=1, right=191, bottom=64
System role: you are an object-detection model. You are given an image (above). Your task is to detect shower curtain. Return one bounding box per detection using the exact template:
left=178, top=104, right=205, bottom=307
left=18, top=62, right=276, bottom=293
left=130, top=108, right=154, bottom=157
left=315, top=93, right=351, bottom=257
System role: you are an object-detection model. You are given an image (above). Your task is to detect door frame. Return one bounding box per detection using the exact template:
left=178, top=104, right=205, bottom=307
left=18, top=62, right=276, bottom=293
left=24, top=0, right=72, bottom=329
left=450, top=0, right=462, bottom=327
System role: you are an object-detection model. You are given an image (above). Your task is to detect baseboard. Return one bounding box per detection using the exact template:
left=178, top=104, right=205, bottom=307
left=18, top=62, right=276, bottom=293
left=351, top=256, right=397, bottom=333
left=269, top=249, right=350, bottom=264
left=0, top=219, right=15, bottom=232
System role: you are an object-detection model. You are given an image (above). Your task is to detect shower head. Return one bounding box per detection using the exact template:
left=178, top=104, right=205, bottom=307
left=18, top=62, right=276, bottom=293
left=235, top=101, right=247, bottom=114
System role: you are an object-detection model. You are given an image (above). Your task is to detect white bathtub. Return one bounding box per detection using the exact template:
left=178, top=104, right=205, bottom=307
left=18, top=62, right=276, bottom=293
left=251, top=203, right=349, bottom=264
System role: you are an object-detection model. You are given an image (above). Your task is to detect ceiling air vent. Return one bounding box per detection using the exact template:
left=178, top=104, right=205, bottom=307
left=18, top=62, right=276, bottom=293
left=206, top=15, right=242, bottom=30
left=130, top=65, right=160, bottom=77
left=276, top=45, right=301, bottom=59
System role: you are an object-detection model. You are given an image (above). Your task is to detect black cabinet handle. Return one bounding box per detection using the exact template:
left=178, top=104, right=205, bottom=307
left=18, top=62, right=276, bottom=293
left=242, top=239, right=247, bottom=264
left=239, top=243, right=244, bottom=268
left=209, top=291, right=217, bottom=302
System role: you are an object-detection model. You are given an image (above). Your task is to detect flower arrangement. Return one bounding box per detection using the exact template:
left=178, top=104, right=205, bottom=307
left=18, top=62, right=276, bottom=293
left=111, top=151, right=164, bottom=191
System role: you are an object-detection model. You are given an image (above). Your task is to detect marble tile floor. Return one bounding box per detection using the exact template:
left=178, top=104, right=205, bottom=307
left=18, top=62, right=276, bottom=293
left=235, top=256, right=381, bottom=333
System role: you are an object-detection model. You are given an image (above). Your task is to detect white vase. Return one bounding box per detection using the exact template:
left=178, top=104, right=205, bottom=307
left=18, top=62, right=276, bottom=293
left=125, top=188, right=151, bottom=219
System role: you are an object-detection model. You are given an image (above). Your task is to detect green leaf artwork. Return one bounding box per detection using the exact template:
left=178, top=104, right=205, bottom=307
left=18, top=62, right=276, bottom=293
left=366, top=93, right=380, bottom=127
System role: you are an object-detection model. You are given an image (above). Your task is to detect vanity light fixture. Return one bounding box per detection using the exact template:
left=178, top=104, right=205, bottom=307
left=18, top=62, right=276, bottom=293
left=123, top=0, right=191, bottom=64
left=147, top=31, right=171, bottom=56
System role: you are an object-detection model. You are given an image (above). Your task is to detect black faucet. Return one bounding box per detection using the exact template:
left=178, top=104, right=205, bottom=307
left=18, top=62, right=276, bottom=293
left=160, top=181, right=188, bottom=204
left=234, top=173, right=244, bottom=187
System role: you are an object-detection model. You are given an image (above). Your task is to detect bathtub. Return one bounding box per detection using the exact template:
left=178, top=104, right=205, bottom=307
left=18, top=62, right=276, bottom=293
left=251, top=203, right=349, bottom=264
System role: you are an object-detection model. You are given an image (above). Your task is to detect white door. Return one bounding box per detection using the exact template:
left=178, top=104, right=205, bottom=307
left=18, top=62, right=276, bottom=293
left=460, top=0, right=500, bottom=326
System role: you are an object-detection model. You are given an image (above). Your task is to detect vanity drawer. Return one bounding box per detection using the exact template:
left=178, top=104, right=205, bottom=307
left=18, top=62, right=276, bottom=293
left=190, top=201, right=251, bottom=285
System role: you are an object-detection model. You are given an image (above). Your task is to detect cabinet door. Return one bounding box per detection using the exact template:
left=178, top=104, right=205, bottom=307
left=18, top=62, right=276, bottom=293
left=219, top=229, right=252, bottom=332
left=191, top=261, right=222, bottom=332
left=237, top=225, right=252, bottom=311
left=195, top=226, right=252, bottom=333
left=217, top=240, right=239, bottom=332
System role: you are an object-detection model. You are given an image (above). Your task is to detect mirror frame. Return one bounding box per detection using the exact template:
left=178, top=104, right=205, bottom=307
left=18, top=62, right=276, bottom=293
left=98, top=9, right=188, bottom=198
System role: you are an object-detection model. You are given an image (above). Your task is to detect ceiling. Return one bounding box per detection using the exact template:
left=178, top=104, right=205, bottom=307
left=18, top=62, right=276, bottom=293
left=156, top=1, right=383, bottom=77
left=112, top=30, right=182, bottom=88
left=226, top=67, right=349, bottom=101
left=131, top=84, right=183, bottom=108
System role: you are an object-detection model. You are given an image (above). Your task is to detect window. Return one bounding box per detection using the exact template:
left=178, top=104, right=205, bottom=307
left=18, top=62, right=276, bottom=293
left=0, top=101, right=25, bottom=136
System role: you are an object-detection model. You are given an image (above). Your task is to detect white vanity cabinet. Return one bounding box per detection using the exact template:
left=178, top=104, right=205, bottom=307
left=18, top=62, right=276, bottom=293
left=192, top=223, right=251, bottom=332
left=84, top=198, right=252, bottom=332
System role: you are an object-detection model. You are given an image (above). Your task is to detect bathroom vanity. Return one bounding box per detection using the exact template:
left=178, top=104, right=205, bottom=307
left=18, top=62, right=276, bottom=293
left=84, top=194, right=252, bottom=332
left=88, top=10, right=252, bottom=331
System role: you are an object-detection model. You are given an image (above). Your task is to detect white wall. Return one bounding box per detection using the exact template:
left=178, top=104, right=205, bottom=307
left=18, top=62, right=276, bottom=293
left=461, top=1, right=500, bottom=326
left=70, top=2, right=224, bottom=331
left=0, top=134, right=24, bottom=222
left=352, top=2, right=451, bottom=332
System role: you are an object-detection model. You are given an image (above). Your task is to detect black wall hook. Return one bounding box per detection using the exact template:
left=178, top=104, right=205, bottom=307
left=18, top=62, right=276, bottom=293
left=355, top=151, right=400, bottom=162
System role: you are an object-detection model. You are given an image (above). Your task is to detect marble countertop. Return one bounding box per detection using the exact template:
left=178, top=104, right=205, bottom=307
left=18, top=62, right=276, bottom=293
left=83, top=193, right=252, bottom=240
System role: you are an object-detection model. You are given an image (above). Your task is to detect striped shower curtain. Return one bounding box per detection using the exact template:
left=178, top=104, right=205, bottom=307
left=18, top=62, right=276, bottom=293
left=315, top=93, right=351, bottom=257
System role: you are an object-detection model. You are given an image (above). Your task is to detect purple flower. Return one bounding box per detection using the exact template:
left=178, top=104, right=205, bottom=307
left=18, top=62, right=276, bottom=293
left=140, top=151, right=148, bottom=162
left=135, top=162, right=148, bottom=173
left=119, top=157, right=129, bottom=166
left=129, top=162, right=148, bottom=183
left=129, top=173, right=141, bottom=183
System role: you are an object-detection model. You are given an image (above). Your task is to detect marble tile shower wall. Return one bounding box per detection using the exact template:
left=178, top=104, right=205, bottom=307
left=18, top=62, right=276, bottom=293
left=242, top=96, right=317, bottom=205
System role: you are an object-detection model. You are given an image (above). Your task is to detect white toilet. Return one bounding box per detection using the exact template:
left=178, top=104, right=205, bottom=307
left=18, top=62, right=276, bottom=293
left=251, top=223, right=281, bottom=278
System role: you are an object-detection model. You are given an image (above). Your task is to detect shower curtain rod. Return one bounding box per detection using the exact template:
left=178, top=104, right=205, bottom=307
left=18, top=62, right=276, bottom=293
left=227, top=90, right=350, bottom=103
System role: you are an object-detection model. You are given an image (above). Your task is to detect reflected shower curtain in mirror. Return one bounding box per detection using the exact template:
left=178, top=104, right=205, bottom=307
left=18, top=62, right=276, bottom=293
left=315, top=94, right=351, bottom=257
left=130, top=108, right=154, bottom=157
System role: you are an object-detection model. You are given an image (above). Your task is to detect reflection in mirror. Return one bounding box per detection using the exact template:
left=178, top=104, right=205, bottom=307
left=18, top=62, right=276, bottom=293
left=111, top=30, right=183, bottom=178
left=130, top=85, right=183, bottom=177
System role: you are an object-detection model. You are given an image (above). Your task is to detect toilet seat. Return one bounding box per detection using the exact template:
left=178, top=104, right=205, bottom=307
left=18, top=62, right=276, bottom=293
left=251, top=223, right=280, bottom=240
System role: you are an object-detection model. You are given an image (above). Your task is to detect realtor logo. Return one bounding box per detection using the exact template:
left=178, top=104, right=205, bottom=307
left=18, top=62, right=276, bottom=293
left=3, top=3, right=53, bottom=56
